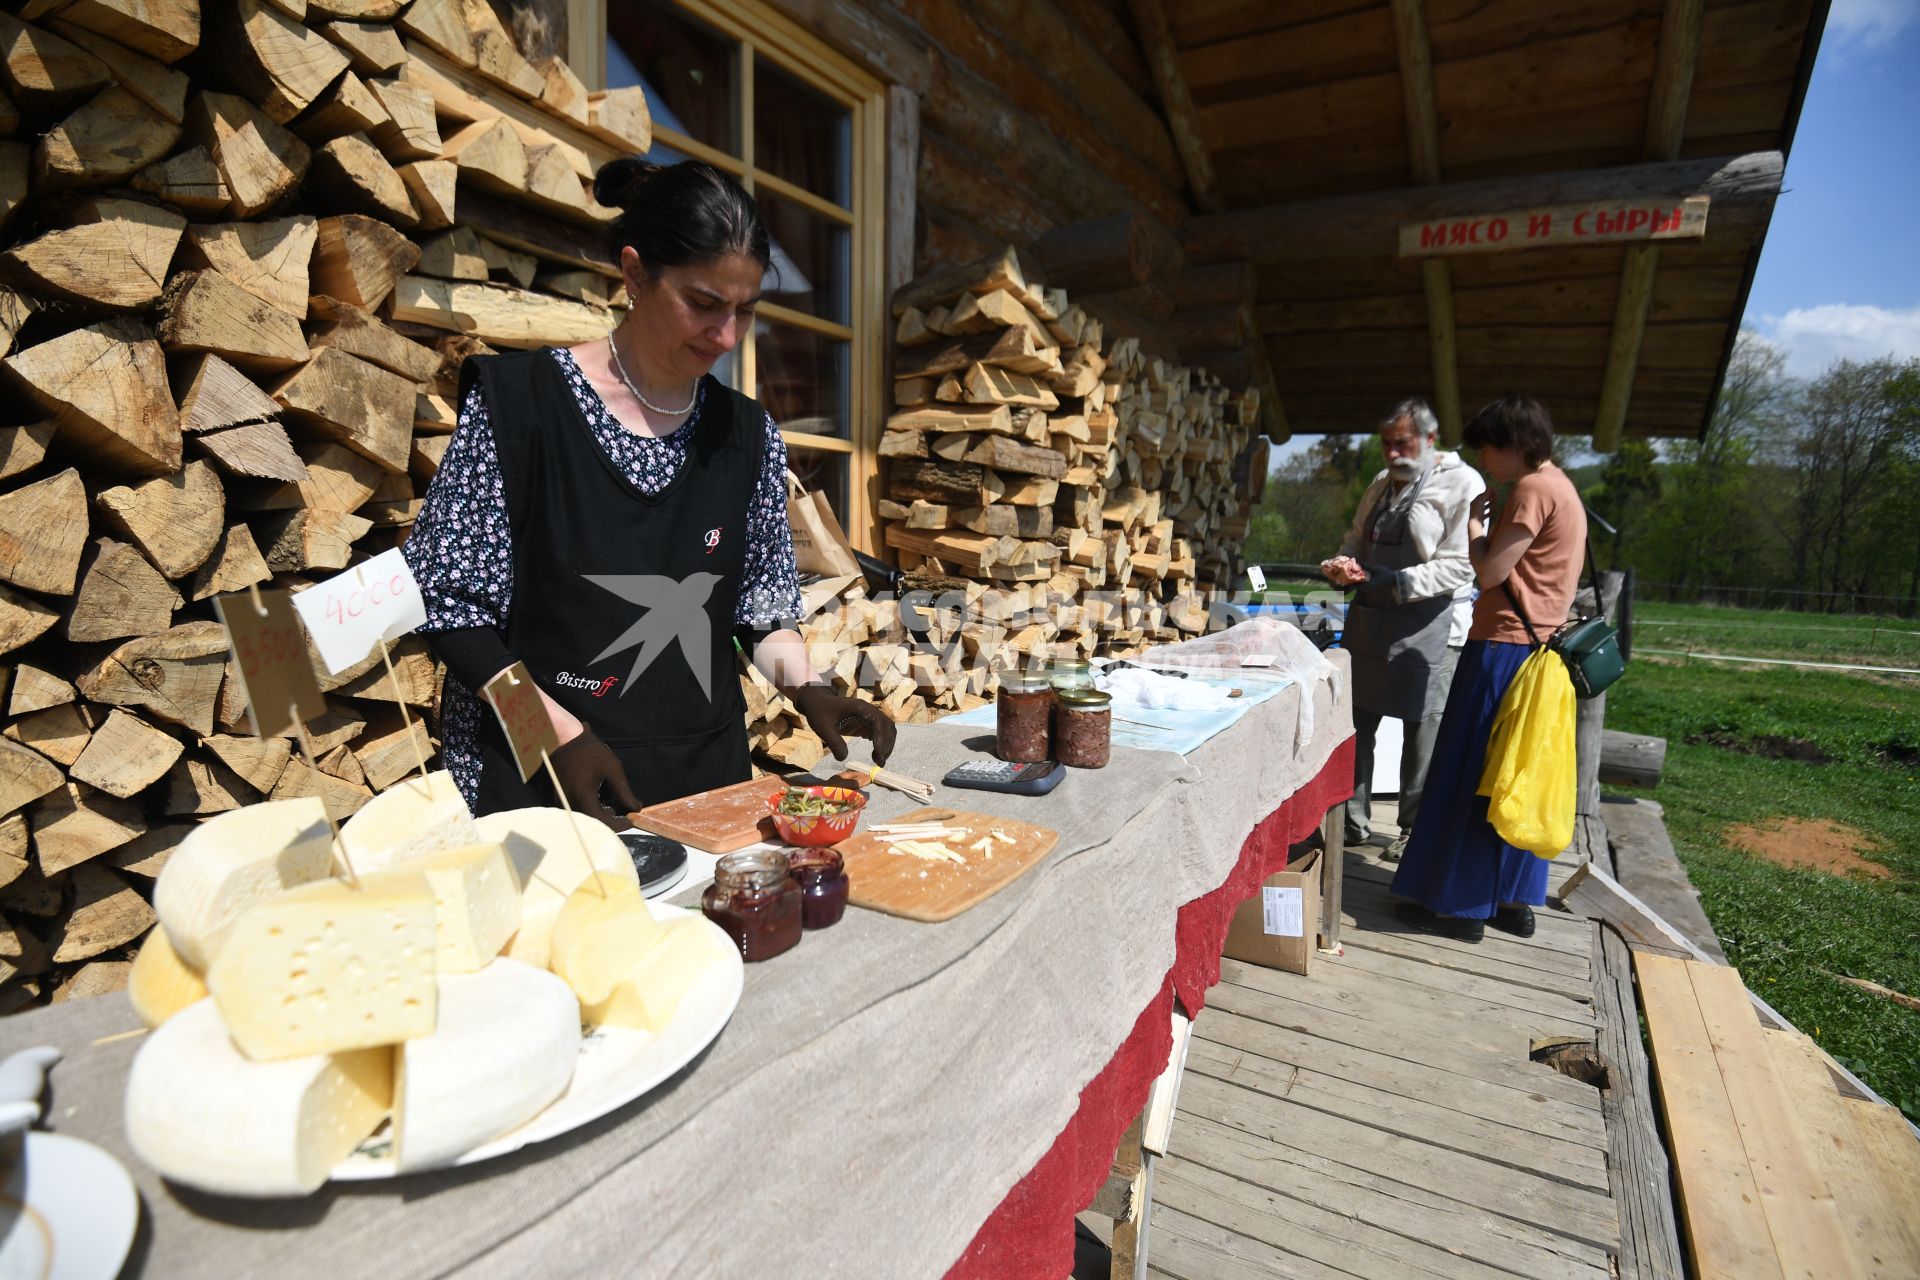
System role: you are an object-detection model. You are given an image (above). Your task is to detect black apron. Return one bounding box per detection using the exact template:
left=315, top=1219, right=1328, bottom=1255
left=459, top=349, right=760, bottom=816
left=1341, top=465, right=1453, bottom=721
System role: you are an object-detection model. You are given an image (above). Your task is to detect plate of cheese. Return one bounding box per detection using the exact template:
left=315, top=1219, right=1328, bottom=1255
left=122, top=776, right=743, bottom=1196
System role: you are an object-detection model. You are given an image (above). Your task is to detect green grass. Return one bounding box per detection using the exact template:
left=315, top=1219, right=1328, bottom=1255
left=1606, top=606, right=1920, bottom=1121
left=1628, top=600, right=1920, bottom=667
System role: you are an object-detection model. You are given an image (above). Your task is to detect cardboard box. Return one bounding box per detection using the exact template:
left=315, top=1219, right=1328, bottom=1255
left=1222, top=847, right=1321, bottom=976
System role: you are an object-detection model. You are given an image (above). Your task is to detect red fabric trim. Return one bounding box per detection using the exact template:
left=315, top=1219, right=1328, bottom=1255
left=945, top=738, right=1356, bottom=1279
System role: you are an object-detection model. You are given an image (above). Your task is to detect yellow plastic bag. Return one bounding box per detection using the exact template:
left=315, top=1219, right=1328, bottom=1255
left=1476, top=648, right=1577, bottom=858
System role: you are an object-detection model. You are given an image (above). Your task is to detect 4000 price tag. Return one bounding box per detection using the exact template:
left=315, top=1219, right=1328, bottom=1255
left=214, top=588, right=325, bottom=738
left=293, top=547, right=428, bottom=676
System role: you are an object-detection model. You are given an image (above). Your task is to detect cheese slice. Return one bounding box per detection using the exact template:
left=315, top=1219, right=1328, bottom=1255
left=339, top=769, right=481, bottom=874
left=583, top=917, right=727, bottom=1033
left=547, top=874, right=660, bottom=1005
left=125, top=999, right=392, bottom=1197
left=208, top=871, right=438, bottom=1060
left=128, top=928, right=208, bottom=1029
left=152, top=797, right=335, bottom=970
left=393, top=959, right=579, bottom=1172
left=408, top=843, right=522, bottom=973
left=472, top=808, right=639, bottom=970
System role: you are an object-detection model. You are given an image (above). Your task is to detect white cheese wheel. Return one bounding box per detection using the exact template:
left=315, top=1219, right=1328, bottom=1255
left=472, top=808, right=638, bottom=970
left=125, top=1000, right=392, bottom=1197
left=152, top=797, right=334, bottom=970
left=339, top=769, right=481, bottom=875
left=127, top=928, right=207, bottom=1029
left=407, top=842, right=522, bottom=973
left=393, top=959, right=580, bottom=1172
left=208, top=870, right=438, bottom=1060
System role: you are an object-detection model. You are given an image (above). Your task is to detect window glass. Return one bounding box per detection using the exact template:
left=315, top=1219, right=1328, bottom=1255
left=753, top=60, right=851, bottom=206
left=606, top=0, right=737, bottom=154
left=756, top=320, right=849, bottom=439
left=758, top=191, right=851, bottom=324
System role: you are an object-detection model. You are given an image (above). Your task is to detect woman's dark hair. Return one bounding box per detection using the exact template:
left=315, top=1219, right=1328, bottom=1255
left=594, top=157, right=771, bottom=280
left=1462, top=394, right=1556, bottom=468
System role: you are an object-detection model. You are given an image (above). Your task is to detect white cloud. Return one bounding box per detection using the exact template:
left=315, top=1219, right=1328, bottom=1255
left=1826, top=0, right=1919, bottom=50
left=1757, top=303, right=1920, bottom=377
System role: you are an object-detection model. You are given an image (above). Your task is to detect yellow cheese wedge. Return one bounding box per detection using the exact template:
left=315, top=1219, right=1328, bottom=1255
left=208, top=871, right=438, bottom=1061
left=152, top=797, right=335, bottom=970
left=340, top=769, right=480, bottom=874
left=408, top=843, right=522, bottom=973
left=125, top=1000, right=392, bottom=1197
left=472, top=808, right=639, bottom=970
left=584, top=918, right=726, bottom=1033
left=127, top=928, right=207, bottom=1029
left=547, top=873, right=659, bottom=1005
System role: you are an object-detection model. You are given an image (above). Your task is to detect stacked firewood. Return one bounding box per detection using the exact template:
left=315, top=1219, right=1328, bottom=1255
left=0, top=0, right=652, bottom=1011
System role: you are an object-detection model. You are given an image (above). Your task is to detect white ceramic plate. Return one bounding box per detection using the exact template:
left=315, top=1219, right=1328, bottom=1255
left=0, top=1131, right=140, bottom=1280
left=332, top=904, right=743, bottom=1180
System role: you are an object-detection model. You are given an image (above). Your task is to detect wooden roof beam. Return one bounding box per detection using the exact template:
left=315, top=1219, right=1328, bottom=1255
left=1389, top=0, right=1463, bottom=444
left=1595, top=0, right=1706, bottom=453
left=1126, top=0, right=1222, bottom=215
left=1184, top=151, right=1783, bottom=265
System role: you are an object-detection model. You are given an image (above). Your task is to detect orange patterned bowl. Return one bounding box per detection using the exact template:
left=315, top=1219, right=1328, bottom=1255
left=766, top=785, right=868, bottom=847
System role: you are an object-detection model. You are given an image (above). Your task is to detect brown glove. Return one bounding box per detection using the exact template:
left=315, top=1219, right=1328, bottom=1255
left=548, top=729, right=642, bottom=830
left=789, top=684, right=897, bottom=766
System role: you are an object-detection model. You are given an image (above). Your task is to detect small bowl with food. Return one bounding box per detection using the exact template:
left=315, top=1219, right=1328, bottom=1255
left=766, top=784, right=868, bottom=847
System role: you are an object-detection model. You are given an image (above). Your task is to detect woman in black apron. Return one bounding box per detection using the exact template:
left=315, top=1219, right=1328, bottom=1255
left=405, top=158, right=893, bottom=824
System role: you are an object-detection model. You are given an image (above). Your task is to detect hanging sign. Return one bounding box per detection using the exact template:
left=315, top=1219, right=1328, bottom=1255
left=1399, top=194, right=1709, bottom=257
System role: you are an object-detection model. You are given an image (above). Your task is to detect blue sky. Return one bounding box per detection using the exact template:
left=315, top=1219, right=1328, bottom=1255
left=1744, top=0, right=1920, bottom=377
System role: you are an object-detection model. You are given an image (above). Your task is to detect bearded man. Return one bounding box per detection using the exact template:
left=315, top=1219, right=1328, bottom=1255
left=1321, top=399, right=1485, bottom=860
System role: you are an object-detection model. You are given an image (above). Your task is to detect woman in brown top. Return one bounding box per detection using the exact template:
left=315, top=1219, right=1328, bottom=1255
left=1390, top=396, right=1588, bottom=943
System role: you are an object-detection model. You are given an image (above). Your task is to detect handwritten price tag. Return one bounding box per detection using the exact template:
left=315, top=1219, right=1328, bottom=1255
left=214, top=589, right=325, bottom=738
left=292, top=548, right=427, bottom=676
left=483, top=662, right=559, bottom=782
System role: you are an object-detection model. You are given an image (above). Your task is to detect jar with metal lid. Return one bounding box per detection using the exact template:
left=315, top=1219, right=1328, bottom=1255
left=1052, top=687, right=1112, bottom=769
left=702, top=850, right=803, bottom=961
left=995, top=670, right=1053, bottom=763
left=1046, top=657, right=1094, bottom=692
left=787, top=847, right=850, bottom=929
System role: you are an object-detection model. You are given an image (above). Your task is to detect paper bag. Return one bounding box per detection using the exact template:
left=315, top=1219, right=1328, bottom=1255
left=786, top=469, right=862, bottom=579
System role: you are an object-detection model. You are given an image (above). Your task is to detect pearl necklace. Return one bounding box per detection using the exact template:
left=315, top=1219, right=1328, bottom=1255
left=607, top=333, right=696, bottom=416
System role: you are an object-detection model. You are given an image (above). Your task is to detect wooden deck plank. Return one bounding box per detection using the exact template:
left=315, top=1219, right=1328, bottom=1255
left=1592, top=921, right=1686, bottom=1280
left=1312, top=939, right=1596, bottom=1025
left=1336, top=910, right=1596, bottom=1001
left=1635, top=952, right=1784, bottom=1279
left=1167, top=1107, right=1615, bottom=1277
left=1339, top=870, right=1594, bottom=970
left=1178, top=1072, right=1622, bottom=1251
left=1184, top=1034, right=1611, bottom=1191
left=1343, top=861, right=1595, bottom=956
left=1146, top=1203, right=1367, bottom=1280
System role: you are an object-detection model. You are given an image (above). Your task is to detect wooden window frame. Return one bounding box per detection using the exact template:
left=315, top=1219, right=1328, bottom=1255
left=582, top=0, right=888, bottom=553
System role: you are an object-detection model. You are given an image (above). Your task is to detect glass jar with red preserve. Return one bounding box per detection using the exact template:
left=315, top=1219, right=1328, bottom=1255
left=787, top=847, right=849, bottom=930
left=1052, top=687, right=1112, bottom=769
left=702, top=850, right=802, bottom=961
left=995, top=671, right=1053, bottom=762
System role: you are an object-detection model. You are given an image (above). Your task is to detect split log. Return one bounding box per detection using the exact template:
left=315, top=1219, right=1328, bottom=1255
left=67, top=538, right=180, bottom=642
left=180, top=216, right=316, bottom=318
left=52, top=960, right=134, bottom=1002
left=584, top=86, right=650, bottom=152
left=0, top=290, right=34, bottom=361
left=46, top=15, right=187, bottom=121
left=255, top=440, right=386, bottom=511
left=388, top=274, right=611, bottom=346
left=292, top=68, right=390, bottom=144
left=29, top=781, right=145, bottom=875
left=5, top=318, right=181, bottom=475
left=397, top=158, right=455, bottom=228
left=0, top=145, right=26, bottom=239
left=307, top=295, right=440, bottom=381
left=223, top=0, right=349, bottom=123
left=887, top=405, right=1012, bottom=436
left=889, top=459, right=989, bottom=505
left=309, top=212, right=420, bottom=309
left=411, top=433, right=450, bottom=483
left=185, top=91, right=310, bottom=217
left=442, top=116, right=526, bottom=192
left=315, top=19, right=407, bottom=77
left=0, top=583, right=57, bottom=655
left=187, top=523, right=271, bottom=600
left=175, top=352, right=284, bottom=432
left=418, top=224, right=489, bottom=279
left=255, top=507, right=374, bottom=571
left=270, top=346, right=416, bottom=471
left=0, top=424, right=51, bottom=485
left=965, top=363, right=1059, bottom=409
left=534, top=269, right=609, bottom=306
left=308, top=0, right=404, bottom=18
left=0, top=735, right=63, bottom=813
left=270, top=756, right=371, bottom=821
left=165, top=753, right=257, bottom=813
left=331, top=638, right=436, bottom=706
left=37, top=86, right=180, bottom=186
left=0, top=467, right=88, bottom=595
left=891, top=246, right=1026, bottom=316
left=50, top=0, right=198, bottom=63
left=47, top=864, right=156, bottom=963
left=399, top=0, right=543, bottom=98
left=159, top=269, right=309, bottom=373
left=309, top=132, right=418, bottom=226
left=76, top=621, right=228, bottom=736
left=535, top=58, right=587, bottom=125
left=94, top=459, right=225, bottom=578
left=476, top=235, right=535, bottom=287
left=131, top=145, right=230, bottom=215
left=204, top=733, right=293, bottom=792
left=108, top=821, right=191, bottom=879
left=193, top=421, right=309, bottom=483
left=366, top=75, right=440, bottom=159
left=961, top=436, right=1067, bottom=478
left=68, top=708, right=181, bottom=797
left=0, top=196, right=186, bottom=308
left=0, top=13, right=111, bottom=111
left=8, top=664, right=73, bottom=715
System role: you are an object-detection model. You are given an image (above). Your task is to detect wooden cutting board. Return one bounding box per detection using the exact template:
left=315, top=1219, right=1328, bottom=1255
left=838, top=807, right=1060, bottom=923
left=628, top=775, right=789, bottom=854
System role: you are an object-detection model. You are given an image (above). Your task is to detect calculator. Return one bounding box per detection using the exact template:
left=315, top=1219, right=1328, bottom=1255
left=942, top=758, right=1067, bottom=796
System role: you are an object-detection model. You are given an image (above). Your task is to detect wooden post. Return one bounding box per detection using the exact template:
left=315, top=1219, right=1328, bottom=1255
left=1126, top=0, right=1221, bottom=214
left=1318, top=803, right=1344, bottom=952
left=1388, top=0, right=1464, bottom=445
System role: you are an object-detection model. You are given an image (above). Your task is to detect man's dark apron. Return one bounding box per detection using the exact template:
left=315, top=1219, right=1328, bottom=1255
left=1341, top=464, right=1453, bottom=721
left=458, top=350, right=759, bottom=816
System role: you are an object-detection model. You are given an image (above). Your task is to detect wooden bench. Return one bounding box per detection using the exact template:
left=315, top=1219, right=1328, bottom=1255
left=1636, top=953, right=1920, bottom=1279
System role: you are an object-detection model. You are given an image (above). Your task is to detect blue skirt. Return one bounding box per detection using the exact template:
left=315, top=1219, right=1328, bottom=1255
left=1389, top=639, right=1550, bottom=919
